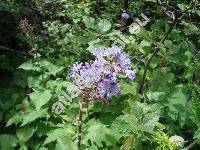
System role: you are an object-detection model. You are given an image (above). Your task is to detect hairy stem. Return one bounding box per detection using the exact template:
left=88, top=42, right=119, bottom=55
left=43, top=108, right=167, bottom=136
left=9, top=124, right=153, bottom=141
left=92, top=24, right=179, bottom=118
left=77, top=98, right=86, bottom=150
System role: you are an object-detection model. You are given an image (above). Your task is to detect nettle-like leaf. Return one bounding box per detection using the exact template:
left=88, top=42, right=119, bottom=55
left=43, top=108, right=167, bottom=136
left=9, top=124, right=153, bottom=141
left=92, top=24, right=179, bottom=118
left=121, top=82, right=137, bottom=95
left=82, top=16, right=95, bottom=29
left=29, top=90, right=52, bottom=110
left=17, top=127, right=36, bottom=142
left=18, top=60, right=39, bottom=71
left=139, top=40, right=151, bottom=54
left=113, top=102, right=161, bottom=149
left=45, top=63, right=64, bottom=76
left=194, top=129, right=200, bottom=139
left=19, top=60, right=64, bottom=76
left=40, top=60, right=65, bottom=76
left=98, top=19, right=111, bottom=33
left=146, top=92, right=166, bottom=102
left=177, top=3, right=189, bottom=11
left=184, top=23, right=200, bottom=35
left=165, top=85, right=189, bottom=127
left=191, top=84, right=200, bottom=140
left=83, top=120, right=120, bottom=148
left=192, top=92, right=200, bottom=125
left=21, top=108, right=47, bottom=126
left=6, top=113, right=23, bottom=126
left=86, top=38, right=106, bottom=52
left=43, top=127, right=75, bottom=150
left=27, top=76, right=42, bottom=88
left=114, top=101, right=161, bottom=135
left=0, top=134, right=18, bottom=150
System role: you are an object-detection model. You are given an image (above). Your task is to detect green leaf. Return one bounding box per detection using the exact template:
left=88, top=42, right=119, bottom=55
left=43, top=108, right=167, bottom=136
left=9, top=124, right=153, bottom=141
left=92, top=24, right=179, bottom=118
left=164, top=40, right=173, bottom=49
left=98, top=20, right=111, bottom=32
left=142, top=113, right=160, bottom=134
left=43, top=128, right=74, bottom=150
left=140, top=40, right=151, bottom=48
left=145, top=0, right=157, bottom=2
left=82, top=16, right=95, bottom=29
left=177, top=4, right=188, bottom=11
left=114, top=102, right=161, bottom=135
left=194, top=129, right=200, bottom=139
left=27, top=76, right=42, bottom=88
left=0, top=134, right=18, bottom=150
left=47, top=64, right=64, bottom=76
left=6, top=113, right=23, bottom=126
left=139, top=40, right=151, bottom=54
left=83, top=120, right=120, bottom=147
left=30, top=90, right=52, bottom=110
left=55, top=135, right=73, bottom=150
left=167, top=85, right=188, bottom=108
left=121, top=82, right=137, bottom=95
left=86, top=38, right=105, bottom=52
left=184, top=23, right=200, bottom=35
left=146, top=92, right=166, bottom=101
left=18, top=60, right=38, bottom=71
left=40, top=60, right=64, bottom=76
left=21, top=109, right=47, bottom=126
left=166, top=85, right=189, bottom=126
left=17, top=127, right=36, bottom=142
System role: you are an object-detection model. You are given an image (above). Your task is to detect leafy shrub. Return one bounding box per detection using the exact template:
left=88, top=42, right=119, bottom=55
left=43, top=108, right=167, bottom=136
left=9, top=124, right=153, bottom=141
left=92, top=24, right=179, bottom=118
left=0, top=0, right=199, bottom=149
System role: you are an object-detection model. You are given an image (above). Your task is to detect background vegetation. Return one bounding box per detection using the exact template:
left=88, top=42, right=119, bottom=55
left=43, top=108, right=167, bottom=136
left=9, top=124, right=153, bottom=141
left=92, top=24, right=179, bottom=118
left=0, top=0, right=199, bottom=149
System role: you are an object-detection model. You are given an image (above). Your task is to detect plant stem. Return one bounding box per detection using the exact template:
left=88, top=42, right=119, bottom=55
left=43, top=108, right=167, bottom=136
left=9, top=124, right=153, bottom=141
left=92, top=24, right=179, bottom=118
left=186, top=139, right=199, bottom=149
left=124, top=0, right=129, bottom=10
left=138, top=3, right=196, bottom=94
left=0, top=45, right=32, bottom=56
left=77, top=98, right=86, bottom=150
left=138, top=17, right=177, bottom=94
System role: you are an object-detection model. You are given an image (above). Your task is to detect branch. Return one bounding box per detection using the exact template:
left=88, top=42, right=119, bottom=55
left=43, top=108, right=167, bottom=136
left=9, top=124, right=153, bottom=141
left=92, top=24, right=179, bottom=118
left=186, top=139, right=199, bottom=149
left=138, top=4, right=196, bottom=94
left=18, top=0, right=42, bottom=18
left=138, top=17, right=177, bottom=94
left=124, top=0, right=129, bottom=10
left=0, top=45, right=32, bottom=57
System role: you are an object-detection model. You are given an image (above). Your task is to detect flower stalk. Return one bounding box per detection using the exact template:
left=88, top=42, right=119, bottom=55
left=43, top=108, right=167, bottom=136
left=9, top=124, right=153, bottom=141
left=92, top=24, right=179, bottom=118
left=77, top=88, right=90, bottom=150
left=71, top=47, right=136, bottom=149
left=77, top=100, right=85, bottom=150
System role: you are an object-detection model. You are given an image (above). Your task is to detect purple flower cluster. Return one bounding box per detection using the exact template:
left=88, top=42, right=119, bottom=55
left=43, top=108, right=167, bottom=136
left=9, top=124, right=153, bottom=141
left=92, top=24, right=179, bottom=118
left=70, top=46, right=136, bottom=101
left=121, top=13, right=129, bottom=20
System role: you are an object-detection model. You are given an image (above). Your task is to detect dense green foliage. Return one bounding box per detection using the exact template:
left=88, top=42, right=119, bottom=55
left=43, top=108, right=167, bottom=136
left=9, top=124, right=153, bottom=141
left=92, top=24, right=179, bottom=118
left=0, top=0, right=199, bottom=149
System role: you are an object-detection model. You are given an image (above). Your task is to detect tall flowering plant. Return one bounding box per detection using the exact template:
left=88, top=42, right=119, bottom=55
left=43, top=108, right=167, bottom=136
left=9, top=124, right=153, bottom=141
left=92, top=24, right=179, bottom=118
left=69, top=46, right=136, bottom=149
